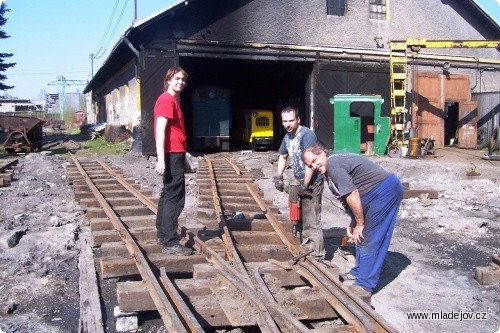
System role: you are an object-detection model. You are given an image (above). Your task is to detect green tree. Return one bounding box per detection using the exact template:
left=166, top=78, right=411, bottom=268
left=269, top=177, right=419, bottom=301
left=0, top=3, right=16, bottom=91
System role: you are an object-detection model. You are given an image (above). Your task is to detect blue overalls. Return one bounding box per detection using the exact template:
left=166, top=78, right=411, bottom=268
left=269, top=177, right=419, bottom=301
left=348, top=174, right=403, bottom=292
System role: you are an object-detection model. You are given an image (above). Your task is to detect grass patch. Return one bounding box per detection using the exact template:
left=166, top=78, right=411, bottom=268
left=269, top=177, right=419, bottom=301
left=82, top=137, right=131, bottom=156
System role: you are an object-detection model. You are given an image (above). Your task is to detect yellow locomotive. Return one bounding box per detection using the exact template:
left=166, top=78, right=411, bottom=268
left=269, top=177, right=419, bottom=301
left=231, top=109, right=274, bottom=150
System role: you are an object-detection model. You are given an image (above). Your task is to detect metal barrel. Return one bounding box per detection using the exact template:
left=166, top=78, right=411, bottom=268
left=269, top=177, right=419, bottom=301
left=408, top=137, right=421, bottom=157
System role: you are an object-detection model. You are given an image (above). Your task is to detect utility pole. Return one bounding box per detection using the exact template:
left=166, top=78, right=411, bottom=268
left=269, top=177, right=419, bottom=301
left=134, top=0, right=137, bottom=20
left=89, top=53, right=95, bottom=78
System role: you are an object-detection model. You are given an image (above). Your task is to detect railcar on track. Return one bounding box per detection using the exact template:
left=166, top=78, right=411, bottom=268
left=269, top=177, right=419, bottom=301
left=231, top=109, right=274, bottom=150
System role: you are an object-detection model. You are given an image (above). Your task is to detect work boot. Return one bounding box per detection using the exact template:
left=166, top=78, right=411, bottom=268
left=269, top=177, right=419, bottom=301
left=162, top=244, right=194, bottom=256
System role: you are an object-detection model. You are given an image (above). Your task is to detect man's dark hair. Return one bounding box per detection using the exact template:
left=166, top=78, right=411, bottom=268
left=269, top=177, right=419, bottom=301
left=281, top=106, right=300, bottom=118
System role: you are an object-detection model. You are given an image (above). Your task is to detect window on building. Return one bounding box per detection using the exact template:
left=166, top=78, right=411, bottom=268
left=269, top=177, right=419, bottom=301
left=327, top=0, right=346, bottom=16
left=369, top=0, right=387, bottom=20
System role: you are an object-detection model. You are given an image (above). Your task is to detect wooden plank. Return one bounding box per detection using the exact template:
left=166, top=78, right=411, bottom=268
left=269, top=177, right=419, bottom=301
left=99, top=239, right=225, bottom=258
left=100, top=253, right=207, bottom=278
left=198, top=188, right=265, bottom=197
left=403, top=189, right=439, bottom=199
left=74, top=190, right=138, bottom=200
left=231, top=231, right=284, bottom=245
left=72, top=178, right=134, bottom=186
left=116, top=279, right=338, bottom=322
left=193, top=262, right=308, bottom=287
left=474, top=255, right=500, bottom=285
left=211, top=285, right=256, bottom=326
left=0, top=172, right=13, bottom=182
left=73, top=183, right=142, bottom=192
left=100, top=243, right=295, bottom=278
left=493, top=255, right=500, bottom=267
left=196, top=183, right=249, bottom=190
left=89, top=215, right=157, bottom=231
left=198, top=195, right=263, bottom=204
left=75, top=189, right=154, bottom=199
left=78, top=234, right=105, bottom=333
left=221, top=218, right=293, bottom=233
left=80, top=197, right=149, bottom=208
left=239, top=244, right=295, bottom=262
left=85, top=206, right=153, bottom=219
left=91, top=227, right=157, bottom=247
left=220, top=202, right=281, bottom=215
left=189, top=295, right=240, bottom=328
left=474, top=266, right=500, bottom=285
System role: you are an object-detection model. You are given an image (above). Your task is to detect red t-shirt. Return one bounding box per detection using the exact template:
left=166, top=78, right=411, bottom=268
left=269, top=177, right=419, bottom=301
left=153, top=92, right=186, bottom=153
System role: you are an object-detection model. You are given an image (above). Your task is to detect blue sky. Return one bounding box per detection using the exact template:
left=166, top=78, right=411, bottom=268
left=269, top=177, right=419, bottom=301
left=2, top=0, right=499, bottom=100
left=2, top=0, right=177, bottom=100
left=474, top=0, right=500, bottom=24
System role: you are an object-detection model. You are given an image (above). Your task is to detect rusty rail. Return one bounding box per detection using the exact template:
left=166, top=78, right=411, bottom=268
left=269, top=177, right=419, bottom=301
left=69, top=152, right=399, bottom=332
left=69, top=153, right=203, bottom=332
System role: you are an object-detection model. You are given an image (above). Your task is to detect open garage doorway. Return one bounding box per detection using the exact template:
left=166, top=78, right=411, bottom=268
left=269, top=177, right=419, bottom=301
left=444, top=102, right=459, bottom=146
left=178, top=57, right=314, bottom=151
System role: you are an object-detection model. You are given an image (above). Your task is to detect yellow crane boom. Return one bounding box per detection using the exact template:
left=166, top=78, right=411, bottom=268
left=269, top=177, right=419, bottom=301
left=389, top=38, right=500, bottom=146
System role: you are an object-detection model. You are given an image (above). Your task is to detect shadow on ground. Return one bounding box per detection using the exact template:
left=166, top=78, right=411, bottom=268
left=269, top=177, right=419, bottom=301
left=323, top=227, right=411, bottom=294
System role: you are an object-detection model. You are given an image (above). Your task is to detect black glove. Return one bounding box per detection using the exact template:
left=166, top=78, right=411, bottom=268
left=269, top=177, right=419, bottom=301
left=297, top=184, right=312, bottom=197
left=273, top=175, right=285, bottom=192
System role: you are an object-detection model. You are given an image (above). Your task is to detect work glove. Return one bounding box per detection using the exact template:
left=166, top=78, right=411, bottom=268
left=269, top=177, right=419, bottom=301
left=297, top=184, right=312, bottom=197
left=273, top=175, right=285, bottom=192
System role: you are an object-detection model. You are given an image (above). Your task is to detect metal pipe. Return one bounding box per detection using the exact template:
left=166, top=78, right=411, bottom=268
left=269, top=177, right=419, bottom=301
left=121, top=36, right=140, bottom=59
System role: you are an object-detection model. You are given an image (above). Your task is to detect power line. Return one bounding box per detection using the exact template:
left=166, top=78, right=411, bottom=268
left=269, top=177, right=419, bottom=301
left=104, top=0, right=130, bottom=52
left=93, top=0, right=130, bottom=60
left=92, top=0, right=121, bottom=59
left=90, top=0, right=131, bottom=78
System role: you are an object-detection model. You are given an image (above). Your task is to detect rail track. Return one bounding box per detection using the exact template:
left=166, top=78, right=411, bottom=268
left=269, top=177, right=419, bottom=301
left=66, top=152, right=399, bottom=332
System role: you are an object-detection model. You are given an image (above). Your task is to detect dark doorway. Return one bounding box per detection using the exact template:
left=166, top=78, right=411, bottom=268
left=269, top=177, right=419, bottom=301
left=444, top=102, right=459, bottom=146
left=350, top=102, right=375, bottom=152
left=179, top=57, right=313, bottom=151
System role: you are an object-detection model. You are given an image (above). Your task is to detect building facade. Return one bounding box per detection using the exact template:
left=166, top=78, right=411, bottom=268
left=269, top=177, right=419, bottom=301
left=84, top=0, right=500, bottom=155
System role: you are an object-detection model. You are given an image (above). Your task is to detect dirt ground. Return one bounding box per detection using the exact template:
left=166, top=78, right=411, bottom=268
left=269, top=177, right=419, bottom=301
left=0, top=141, right=499, bottom=333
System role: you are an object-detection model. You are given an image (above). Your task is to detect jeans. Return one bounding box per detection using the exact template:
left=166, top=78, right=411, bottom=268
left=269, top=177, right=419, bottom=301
left=349, top=174, right=403, bottom=292
left=300, top=178, right=325, bottom=257
left=156, top=153, right=185, bottom=247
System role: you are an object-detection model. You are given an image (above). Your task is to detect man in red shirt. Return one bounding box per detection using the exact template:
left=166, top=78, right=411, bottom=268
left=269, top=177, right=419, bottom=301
left=154, top=67, right=194, bottom=256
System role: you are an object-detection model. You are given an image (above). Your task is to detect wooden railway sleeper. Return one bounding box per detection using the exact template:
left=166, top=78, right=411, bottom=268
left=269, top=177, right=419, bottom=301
left=204, top=156, right=390, bottom=332
left=206, top=156, right=251, bottom=284
left=193, top=233, right=306, bottom=332
left=252, top=265, right=310, bottom=332
left=70, top=154, right=196, bottom=332
left=297, top=261, right=374, bottom=333
left=214, top=267, right=280, bottom=333
left=304, top=259, right=398, bottom=333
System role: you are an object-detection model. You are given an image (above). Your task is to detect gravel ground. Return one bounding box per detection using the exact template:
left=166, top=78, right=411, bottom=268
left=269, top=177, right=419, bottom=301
left=0, top=143, right=499, bottom=333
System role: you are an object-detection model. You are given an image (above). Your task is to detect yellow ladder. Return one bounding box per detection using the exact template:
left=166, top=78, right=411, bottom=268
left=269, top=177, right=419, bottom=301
left=389, top=41, right=408, bottom=146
